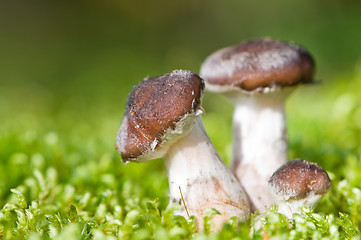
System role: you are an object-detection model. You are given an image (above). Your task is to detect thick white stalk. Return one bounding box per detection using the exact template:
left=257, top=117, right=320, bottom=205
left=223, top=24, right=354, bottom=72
left=165, top=118, right=250, bottom=231
left=231, top=93, right=288, bottom=213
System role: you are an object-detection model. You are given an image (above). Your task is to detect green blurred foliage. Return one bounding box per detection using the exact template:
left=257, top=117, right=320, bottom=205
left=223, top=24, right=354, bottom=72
left=1, top=0, right=361, bottom=92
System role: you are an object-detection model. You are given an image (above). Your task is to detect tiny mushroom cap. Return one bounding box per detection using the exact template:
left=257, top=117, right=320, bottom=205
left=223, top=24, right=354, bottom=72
left=268, top=159, right=331, bottom=202
left=200, top=37, right=315, bottom=93
left=116, top=70, right=204, bottom=163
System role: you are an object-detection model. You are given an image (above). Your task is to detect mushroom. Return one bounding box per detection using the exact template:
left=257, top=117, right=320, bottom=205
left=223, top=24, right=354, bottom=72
left=200, top=37, right=315, bottom=213
left=268, top=159, right=331, bottom=218
left=116, top=70, right=250, bottom=231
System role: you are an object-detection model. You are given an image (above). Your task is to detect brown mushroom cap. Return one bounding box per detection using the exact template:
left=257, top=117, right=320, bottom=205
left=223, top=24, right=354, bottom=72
left=268, top=159, right=331, bottom=200
left=200, top=37, right=315, bottom=92
left=116, top=70, right=204, bottom=162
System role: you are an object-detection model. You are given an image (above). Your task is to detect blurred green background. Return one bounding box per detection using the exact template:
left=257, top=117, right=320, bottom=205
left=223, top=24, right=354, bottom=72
left=1, top=0, right=361, bottom=210
left=2, top=0, right=361, bottom=101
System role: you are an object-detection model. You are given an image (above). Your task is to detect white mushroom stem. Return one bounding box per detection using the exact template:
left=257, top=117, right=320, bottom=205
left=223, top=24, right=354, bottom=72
left=274, top=194, right=323, bottom=219
left=164, top=118, right=250, bottom=231
left=228, top=90, right=292, bottom=213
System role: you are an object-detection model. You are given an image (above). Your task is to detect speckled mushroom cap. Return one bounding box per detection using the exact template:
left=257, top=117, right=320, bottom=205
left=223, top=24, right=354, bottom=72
left=268, top=159, right=331, bottom=200
left=116, top=70, right=204, bottom=163
left=200, top=37, right=315, bottom=93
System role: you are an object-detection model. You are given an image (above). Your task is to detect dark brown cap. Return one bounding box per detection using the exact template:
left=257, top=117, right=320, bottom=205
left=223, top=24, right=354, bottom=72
left=268, top=159, right=331, bottom=200
left=200, top=37, right=315, bottom=92
left=116, top=70, right=204, bottom=163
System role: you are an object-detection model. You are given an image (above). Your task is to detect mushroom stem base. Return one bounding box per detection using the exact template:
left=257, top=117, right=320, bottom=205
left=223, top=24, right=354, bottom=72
left=165, top=118, right=250, bottom=231
left=276, top=193, right=322, bottom=219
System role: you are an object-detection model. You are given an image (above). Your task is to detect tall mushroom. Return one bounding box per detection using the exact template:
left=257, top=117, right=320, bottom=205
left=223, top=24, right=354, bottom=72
left=200, top=37, right=315, bottom=213
left=268, top=159, right=331, bottom=218
left=116, top=70, right=250, bottom=231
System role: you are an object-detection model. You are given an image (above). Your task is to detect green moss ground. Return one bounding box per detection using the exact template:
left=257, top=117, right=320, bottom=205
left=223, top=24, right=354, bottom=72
left=1, top=65, right=361, bottom=239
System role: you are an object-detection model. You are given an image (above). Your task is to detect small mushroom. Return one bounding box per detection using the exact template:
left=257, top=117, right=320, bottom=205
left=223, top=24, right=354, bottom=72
left=116, top=70, right=250, bottom=231
left=200, top=37, right=315, bottom=213
left=268, top=159, right=331, bottom=219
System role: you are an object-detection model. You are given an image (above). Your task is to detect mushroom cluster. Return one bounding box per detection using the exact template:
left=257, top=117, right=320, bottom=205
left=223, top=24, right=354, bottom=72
left=115, top=37, right=331, bottom=232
